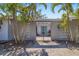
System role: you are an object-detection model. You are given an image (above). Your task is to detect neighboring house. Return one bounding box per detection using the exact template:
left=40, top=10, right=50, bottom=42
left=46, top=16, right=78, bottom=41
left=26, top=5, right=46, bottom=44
left=0, top=18, right=79, bottom=42
left=0, top=19, right=13, bottom=42
left=0, top=20, right=9, bottom=41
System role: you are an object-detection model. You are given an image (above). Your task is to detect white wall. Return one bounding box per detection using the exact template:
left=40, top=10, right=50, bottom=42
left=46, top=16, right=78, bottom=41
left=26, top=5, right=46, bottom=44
left=8, top=20, right=14, bottom=40
left=0, top=20, right=8, bottom=41
left=0, top=20, right=68, bottom=41
left=25, top=22, right=36, bottom=40
left=51, top=21, right=67, bottom=40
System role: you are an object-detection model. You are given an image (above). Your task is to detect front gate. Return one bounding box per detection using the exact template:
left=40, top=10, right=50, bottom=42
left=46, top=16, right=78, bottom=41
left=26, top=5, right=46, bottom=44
left=36, top=22, right=51, bottom=41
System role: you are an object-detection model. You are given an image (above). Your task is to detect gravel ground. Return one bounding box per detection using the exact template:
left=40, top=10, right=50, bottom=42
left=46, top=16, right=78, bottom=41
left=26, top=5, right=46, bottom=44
left=0, top=40, right=79, bottom=56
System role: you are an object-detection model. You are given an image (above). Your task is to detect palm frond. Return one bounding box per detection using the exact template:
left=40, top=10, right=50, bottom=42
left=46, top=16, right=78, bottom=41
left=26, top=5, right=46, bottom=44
left=40, top=3, right=47, bottom=9
left=58, top=4, right=65, bottom=13
left=52, top=3, right=61, bottom=13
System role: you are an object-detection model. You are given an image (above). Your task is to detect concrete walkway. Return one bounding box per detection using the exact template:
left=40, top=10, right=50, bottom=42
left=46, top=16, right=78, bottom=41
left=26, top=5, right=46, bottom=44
left=0, top=40, right=79, bottom=56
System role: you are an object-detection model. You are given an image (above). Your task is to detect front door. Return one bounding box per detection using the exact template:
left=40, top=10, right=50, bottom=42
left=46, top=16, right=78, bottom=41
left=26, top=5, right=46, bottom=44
left=41, top=26, right=48, bottom=36
left=36, top=22, right=51, bottom=41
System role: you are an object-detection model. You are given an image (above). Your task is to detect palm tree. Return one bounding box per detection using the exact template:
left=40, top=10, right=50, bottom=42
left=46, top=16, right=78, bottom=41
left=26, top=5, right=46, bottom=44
left=1, top=4, right=22, bottom=43
left=59, top=13, right=68, bottom=32
left=52, top=3, right=74, bottom=41
left=16, top=3, right=47, bottom=43
left=0, top=3, right=47, bottom=44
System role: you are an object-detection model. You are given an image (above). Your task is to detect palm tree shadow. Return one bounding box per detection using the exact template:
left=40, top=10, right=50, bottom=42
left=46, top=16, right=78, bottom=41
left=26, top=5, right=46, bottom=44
left=11, top=42, right=29, bottom=56
left=0, top=40, right=79, bottom=56
left=25, top=40, right=68, bottom=48
left=11, top=43, right=48, bottom=56
left=40, top=49, right=48, bottom=56
left=25, top=40, right=79, bottom=49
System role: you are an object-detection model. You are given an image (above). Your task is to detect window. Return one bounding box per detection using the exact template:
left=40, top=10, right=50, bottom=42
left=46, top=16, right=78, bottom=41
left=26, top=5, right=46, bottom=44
left=0, top=20, right=2, bottom=24
left=41, top=26, right=47, bottom=36
left=57, top=24, right=61, bottom=29
left=0, top=20, right=2, bottom=29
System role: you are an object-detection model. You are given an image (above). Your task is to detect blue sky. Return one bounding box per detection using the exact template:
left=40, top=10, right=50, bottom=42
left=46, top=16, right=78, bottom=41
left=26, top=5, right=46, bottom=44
left=37, top=3, right=78, bottom=19
left=0, top=3, right=78, bottom=19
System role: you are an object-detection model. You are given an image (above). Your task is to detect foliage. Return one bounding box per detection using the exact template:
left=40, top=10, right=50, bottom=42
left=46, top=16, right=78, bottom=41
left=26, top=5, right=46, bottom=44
left=72, top=8, right=79, bottom=22
left=52, top=3, right=73, bottom=30
left=0, top=3, right=47, bottom=43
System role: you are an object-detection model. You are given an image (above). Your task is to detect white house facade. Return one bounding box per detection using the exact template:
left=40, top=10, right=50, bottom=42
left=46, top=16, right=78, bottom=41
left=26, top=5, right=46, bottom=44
left=0, top=18, right=78, bottom=42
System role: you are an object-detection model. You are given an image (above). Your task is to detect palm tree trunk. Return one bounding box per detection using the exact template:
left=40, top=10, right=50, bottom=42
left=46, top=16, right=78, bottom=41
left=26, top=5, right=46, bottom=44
left=66, top=12, right=73, bottom=42
left=12, top=8, right=20, bottom=44
left=20, top=24, right=26, bottom=42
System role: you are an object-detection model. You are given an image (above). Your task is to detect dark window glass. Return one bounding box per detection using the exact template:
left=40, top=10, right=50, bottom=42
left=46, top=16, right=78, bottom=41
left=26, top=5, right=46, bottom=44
left=0, top=20, right=2, bottom=29
left=0, top=20, right=2, bottom=25
left=41, top=26, right=47, bottom=36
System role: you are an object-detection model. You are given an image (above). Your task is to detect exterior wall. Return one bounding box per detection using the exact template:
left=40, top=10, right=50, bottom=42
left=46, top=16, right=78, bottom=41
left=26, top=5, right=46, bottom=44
left=8, top=21, right=36, bottom=41
left=70, top=20, right=79, bottom=42
left=51, top=21, right=67, bottom=40
left=8, top=20, right=14, bottom=40
left=0, top=20, right=69, bottom=41
left=75, top=22, right=79, bottom=43
left=36, top=21, right=67, bottom=40
left=0, top=20, right=8, bottom=41
left=24, top=22, right=36, bottom=40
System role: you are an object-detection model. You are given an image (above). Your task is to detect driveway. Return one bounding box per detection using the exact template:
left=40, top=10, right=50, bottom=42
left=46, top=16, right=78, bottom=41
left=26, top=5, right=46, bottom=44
left=0, top=40, right=79, bottom=56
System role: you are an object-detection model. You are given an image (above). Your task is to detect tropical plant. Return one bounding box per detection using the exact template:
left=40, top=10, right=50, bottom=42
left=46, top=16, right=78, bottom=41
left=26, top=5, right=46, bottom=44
left=52, top=3, right=74, bottom=41
left=73, top=8, right=79, bottom=22
left=0, top=3, right=47, bottom=44
left=59, top=13, right=68, bottom=32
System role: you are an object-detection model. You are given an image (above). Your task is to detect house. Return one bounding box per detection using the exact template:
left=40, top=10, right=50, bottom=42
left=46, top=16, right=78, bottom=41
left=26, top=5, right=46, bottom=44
left=0, top=18, right=79, bottom=42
